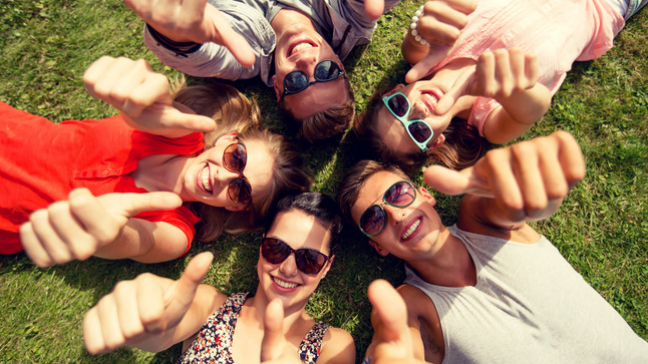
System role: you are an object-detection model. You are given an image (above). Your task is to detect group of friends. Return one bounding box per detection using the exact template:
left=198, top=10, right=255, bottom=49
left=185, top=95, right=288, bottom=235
left=2, top=0, right=647, bottom=362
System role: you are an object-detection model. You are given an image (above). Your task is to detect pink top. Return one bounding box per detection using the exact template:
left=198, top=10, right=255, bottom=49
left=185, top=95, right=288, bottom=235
left=0, top=102, right=202, bottom=255
left=426, top=0, right=625, bottom=136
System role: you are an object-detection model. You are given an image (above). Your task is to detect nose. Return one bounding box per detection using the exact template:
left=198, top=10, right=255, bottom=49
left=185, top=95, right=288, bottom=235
left=411, top=99, right=429, bottom=119
left=279, top=253, right=299, bottom=277
left=383, top=203, right=405, bottom=226
left=295, top=55, right=318, bottom=77
left=215, top=166, right=239, bottom=188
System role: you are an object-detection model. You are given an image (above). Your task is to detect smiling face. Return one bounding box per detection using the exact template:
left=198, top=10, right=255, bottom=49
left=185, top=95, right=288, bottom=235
left=257, top=209, right=333, bottom=311
left=272, top=23, right=349, bottom=120
left=350, top=170, right=444, bottom=261
left=182, top=134, right=274, bottom=211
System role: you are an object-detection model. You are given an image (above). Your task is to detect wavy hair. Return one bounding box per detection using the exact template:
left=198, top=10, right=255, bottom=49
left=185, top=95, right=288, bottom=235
left=173, top=82, right=312, bottom=242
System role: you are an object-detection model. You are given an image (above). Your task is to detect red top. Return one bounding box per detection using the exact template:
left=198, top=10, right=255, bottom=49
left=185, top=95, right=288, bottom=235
left=0, top=101, right=202, bottom=255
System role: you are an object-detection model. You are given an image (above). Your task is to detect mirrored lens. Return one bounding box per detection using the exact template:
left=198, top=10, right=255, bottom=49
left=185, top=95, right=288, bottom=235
left=284, top=71, right=309, bottom=92
left=314, top=60, right=342, bottom=81
left=387, top=94, right=410, bottom=117
left=385, top=181, right=416, bottom=207
left=359, top=205, right=387, bottom=236
left=229, top=178, right=252, bottom=205
left=223, top=142, right=247, bottom=173
left=408, top=122, right=433, bottom=143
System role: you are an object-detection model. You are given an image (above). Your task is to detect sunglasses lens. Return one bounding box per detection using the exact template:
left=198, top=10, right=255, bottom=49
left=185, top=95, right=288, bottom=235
left=295, top=249, right=328, bottom=275
left=223, top=142, right=247, bottom=173
left=284, top=71, right=309, bottom=93
left=385, top=181, right=416, bottom=207
left=228, top=178, right=252, bottom=205
left=387, top=94, right=410, bottom=117
left=261, top=238, right=291, bottom=264
left=359, top=205, right=387, bottom=236
left=314, top=60, right=342, bottom=81
left=408, top=122, right=433, bottom=143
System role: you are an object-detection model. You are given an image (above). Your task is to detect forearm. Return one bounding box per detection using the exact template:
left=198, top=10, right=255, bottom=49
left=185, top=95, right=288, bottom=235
left=94, top=219, right=189, bottom=263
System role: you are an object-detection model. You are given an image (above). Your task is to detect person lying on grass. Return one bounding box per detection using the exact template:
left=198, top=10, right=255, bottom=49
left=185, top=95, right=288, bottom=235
left=354, top=0, right=647, bottom=172
left=83, top=192, right=355, bottom=364
left=337, top=131, right=648, bottom=363
left=0, top=56, right=310, bottom=267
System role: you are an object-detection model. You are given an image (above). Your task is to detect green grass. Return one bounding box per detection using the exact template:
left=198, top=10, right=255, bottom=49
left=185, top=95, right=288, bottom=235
left=1, top=0, right=647, bottom=362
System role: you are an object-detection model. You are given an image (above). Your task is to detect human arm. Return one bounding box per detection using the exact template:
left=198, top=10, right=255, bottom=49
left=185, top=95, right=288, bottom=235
left=433, top=48, right=551, bottom=144
left=363, top=280, right=432, bottom=364
left=403, top=0, right=476, bottom=82
left=423, top=131, right=586, bottom=235
left=19, top=188, right=190, bottom=267
left=83, top=252, right=224, bottom=354
left=123, top=0, right=254, bottom=68
left=83, top=56, right=216, bottom=139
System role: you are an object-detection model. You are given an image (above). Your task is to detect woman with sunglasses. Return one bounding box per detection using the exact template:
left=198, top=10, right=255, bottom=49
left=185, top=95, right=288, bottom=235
left=82, top=192, right=355, bottom=364
left=354, top=0, right=646, bottom=173
left=1, top=56, right=311, bottom=267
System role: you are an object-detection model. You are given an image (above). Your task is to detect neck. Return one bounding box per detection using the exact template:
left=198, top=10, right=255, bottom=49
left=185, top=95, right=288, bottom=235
left=271, top=9, right=315, bottom=36
left=407, top=227, right=476, bottom=287
left=132, top=155, right=190, bottom=196
left=251, top=286, right=309, bottom=336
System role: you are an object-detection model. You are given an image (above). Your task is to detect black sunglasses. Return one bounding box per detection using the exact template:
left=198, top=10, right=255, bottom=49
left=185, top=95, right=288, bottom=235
left=261, top=237, right=329, bottom=275
left=358, top=181, right=417, bottom=237
left=280, top=60, right=345, bottom=101
left=222, top=139, right=252, bottom=206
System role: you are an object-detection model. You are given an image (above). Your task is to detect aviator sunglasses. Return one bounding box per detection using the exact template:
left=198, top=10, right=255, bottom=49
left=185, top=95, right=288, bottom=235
left=280, top=60, right=345, bottom=101
left=358, top=181, right=417, bottom=238
left=261, top=237, right=329, bottom=275
left=223, top=139, right=253, bottom=206
left=382, top=92, right=434, bottom=152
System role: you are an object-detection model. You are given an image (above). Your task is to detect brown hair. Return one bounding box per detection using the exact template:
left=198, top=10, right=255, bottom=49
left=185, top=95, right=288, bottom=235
left=280, top=79, right=355, bottom=143
left=173, top=82, right=312, bottom=242
left=336, top=159, right=410, bottom=227
left=353, top=88, right=490, bottom=174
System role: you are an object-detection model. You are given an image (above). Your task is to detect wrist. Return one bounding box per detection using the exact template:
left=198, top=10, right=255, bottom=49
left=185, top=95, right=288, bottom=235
left=408, top=6, right=429, bottom=46
left=146, top=24, right=202, bottom=55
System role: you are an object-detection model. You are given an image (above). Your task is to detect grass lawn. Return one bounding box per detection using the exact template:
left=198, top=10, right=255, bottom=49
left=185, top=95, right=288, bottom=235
left=1, top=0, right=647, bottom=362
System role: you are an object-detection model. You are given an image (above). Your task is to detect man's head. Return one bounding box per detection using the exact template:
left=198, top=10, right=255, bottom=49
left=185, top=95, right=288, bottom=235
left=272, top=19, right=354, bottom=142
left=337, top=160, right=444, bottom=260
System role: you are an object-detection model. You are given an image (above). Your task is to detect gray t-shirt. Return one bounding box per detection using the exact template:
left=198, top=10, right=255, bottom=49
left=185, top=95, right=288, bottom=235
left=404, top=225, right=648, bottom=363
left=143, top=0, right=401, bottom=86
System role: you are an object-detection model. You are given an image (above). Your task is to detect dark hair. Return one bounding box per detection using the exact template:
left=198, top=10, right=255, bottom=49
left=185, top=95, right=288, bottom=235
left=267, top=192, right=343, bottom=253
left=353, top=87, right=490, bottom=174
left=336, top=160, right=410, bottom=228
left=280, top=79, right=355, bottom=143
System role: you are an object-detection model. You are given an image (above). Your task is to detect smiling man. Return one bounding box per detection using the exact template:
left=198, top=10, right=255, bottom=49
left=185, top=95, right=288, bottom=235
left=337, top=131, right=648, bottom=363
left=125, top=0, right=398, bottom=142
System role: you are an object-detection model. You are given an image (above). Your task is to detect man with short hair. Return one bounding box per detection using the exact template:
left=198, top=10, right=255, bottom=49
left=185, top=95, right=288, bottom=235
left=124, top=0, right=395, bottom=142
left=337, top=131, right=648, bottom=363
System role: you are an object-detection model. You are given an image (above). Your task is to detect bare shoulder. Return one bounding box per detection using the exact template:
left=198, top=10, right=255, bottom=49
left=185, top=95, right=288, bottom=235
left=396, top=284, right=445, bottom=362
left=317, top=326, right=356, bottom=364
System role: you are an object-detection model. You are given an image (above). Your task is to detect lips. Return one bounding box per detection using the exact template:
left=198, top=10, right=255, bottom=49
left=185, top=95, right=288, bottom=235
left=401, top=216, right=422, bottom=241
left=287, top=40, right=317, bottom=57
left=198, top=164, right=213, bottom=194
left=272, top=275, right=301, bottom=293
left=420, top=91, right=440, bottom=114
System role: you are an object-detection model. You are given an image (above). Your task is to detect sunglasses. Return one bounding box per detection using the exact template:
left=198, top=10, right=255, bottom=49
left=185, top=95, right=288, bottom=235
left=261, top=237, right=329, bottom=275
left=280, top=60, right=345, bottom=101
left=358, top=181, right=417, bottom=238
left=223, top=139, right=252, bottom=206
left=382, top=92, right=434, bottom=152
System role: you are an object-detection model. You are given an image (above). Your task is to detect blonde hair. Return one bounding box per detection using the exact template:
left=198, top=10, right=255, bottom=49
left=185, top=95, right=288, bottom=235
left=173, top=81, right=312, bottom=242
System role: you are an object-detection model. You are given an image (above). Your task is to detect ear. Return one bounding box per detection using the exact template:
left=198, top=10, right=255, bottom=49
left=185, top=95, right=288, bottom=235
left=321, top=254, right=335, bottom=279
left=272, top=75, right=281, bottom=102
left=383, top=84, right=406, bottom=97
left=369, top=240, right=389, bottom=257
left=426, top=134, right=446, bottom=154
left=418, top=187, right=436, bottom=206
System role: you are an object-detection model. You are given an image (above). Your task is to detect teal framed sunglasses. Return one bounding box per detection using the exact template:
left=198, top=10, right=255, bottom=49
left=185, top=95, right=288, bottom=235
left=382, top=92, right=434, bottom=152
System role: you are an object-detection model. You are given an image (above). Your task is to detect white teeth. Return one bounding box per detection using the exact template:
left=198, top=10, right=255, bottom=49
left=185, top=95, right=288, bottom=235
left=273, top=277, right=298, bottom=289
left=290, top=42, right=314, bottom=56
left=201, top=165, right=212, bottom=192
left=422, top=92, right=438, bottom=106
left=402, top=218, right=421, bottom=240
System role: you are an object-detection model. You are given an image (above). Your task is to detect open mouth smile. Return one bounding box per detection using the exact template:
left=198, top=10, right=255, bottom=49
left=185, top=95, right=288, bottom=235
left=199, top=164, right=213, bottom=194
left=401, top=216, right=422, bottom=241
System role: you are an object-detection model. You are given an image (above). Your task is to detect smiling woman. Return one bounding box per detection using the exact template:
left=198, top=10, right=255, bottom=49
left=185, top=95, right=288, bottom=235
left=0, top=56, right=311, bottom=267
